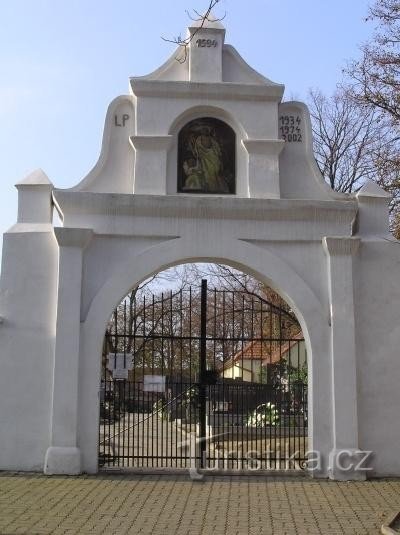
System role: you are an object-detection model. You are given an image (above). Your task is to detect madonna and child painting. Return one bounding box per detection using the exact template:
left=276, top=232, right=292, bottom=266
left=178, top=117, right=235, bottom=194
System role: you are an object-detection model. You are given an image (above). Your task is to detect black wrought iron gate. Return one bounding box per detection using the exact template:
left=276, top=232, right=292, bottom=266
left=99, top=280, right=308, bottom=471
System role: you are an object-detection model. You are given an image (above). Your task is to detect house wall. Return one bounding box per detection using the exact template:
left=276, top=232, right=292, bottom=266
left=222, top=360, right=262, bottom=382
left=285, top=340, right=307, bottom=369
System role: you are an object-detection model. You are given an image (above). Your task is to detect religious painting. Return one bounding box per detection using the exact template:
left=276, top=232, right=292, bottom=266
left=178, top=117, right=236, bottom=194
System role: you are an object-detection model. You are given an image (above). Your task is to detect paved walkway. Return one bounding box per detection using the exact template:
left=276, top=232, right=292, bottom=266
left=0, top=472, right=399, bottom=534
left=100, top=413, right=194, bottom=469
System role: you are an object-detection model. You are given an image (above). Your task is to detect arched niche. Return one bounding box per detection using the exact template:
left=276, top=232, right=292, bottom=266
left=166, top=106, right=247, bottom=196
left=177, top=117, right=236, bottom=194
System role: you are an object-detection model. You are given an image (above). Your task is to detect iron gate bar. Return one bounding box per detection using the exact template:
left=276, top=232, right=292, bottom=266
left=199, top=279, right=207, bottom=468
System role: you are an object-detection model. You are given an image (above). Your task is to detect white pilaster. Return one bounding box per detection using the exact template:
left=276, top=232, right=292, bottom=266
left=323, top=236, right=366, bottom=480
left=188, top=14, right=225, bottom=82
left=130, top=136, right=173, bottom=195
left=44, top=228, right=93, bottom=475
left=242, top=139, right=284, bottom=198
left=356, top=179, right=392, bottom=238
left=15, top=169, right=53, bottom=224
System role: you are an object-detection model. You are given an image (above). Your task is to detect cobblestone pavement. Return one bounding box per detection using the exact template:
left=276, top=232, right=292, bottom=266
left=0, top=472, right=399, bottom=534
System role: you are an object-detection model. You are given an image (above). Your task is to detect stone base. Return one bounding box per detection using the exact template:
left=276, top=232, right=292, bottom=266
left=44, top=447, right=81, bottom=475
left=328, top=449, right=370, bottom=481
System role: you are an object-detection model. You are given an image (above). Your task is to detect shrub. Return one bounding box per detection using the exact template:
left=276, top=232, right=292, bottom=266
left=246, top=402, right=279, bottom=427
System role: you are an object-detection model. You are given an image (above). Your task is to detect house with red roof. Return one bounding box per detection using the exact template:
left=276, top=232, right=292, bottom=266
left=220, top=332, right=306, bottom=383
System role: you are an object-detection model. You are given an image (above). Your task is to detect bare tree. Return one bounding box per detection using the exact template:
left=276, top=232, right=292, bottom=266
left=310, top=87, right=390, bottom=191
left=104, top=262, right=302, bottom=380
left=308, top=87, right=400, bottom=235
left=347, top=0, right=400, bottom=124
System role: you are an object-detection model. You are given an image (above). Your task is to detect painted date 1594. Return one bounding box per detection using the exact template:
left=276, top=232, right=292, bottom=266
left=196, top=39, right=218, bottom=48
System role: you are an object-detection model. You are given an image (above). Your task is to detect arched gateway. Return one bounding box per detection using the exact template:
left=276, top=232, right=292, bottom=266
left=1, top=15, right=400, bottom=480
left=99, top=269, right=308, bottom=471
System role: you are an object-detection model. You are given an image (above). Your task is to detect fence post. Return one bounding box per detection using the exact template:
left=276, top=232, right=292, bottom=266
left=199, top=279, right=208, bottom=468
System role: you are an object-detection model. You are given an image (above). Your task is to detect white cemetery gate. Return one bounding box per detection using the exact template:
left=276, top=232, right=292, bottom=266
left=1, top=15, right=400, bottom=480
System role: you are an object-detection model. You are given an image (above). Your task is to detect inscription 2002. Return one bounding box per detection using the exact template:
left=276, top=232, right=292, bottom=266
left=279, top=115, right=302, bottom=142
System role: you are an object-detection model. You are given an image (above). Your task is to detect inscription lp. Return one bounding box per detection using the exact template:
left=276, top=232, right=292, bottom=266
left=279, top=115, right=302, bottom=142
left=114, top=114, right=130, bottom=127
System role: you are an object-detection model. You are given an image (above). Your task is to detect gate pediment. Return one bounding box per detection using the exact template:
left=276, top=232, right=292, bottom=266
left=52, top=15, right=352, bottom=203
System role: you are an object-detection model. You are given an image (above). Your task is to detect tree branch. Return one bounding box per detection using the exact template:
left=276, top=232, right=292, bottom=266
left=161, top=0, right=224, bottom=63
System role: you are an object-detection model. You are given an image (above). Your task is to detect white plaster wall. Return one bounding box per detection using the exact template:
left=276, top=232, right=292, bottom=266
left=135, top=95, right=278, bottom=139
left=279, top=101, right=347, bottom=201
left=134, top=96, right=278, bottom=198
left=0, top=226, right=58, bottom=470
left=70, top=96, right=135, bottom=194
left=355, top=239, right=400, bottom=476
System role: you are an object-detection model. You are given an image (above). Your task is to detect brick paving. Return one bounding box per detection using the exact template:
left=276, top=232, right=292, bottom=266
left=0, top=472, right=399, bottom=534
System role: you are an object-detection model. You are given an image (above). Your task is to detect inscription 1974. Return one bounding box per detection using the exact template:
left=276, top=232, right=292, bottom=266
left=279, top=115, right=302, bottom=142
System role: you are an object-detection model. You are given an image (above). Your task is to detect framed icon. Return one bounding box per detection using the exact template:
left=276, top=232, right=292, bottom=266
left=178, top=117, right=236, bottom=194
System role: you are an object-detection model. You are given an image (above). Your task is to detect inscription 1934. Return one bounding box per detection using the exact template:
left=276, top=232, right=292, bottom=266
left=279, top=115, right=302, bottom=142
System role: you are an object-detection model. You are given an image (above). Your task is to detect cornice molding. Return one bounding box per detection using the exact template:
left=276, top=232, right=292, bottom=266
left=242, top=139, right=285, bottom=155
left=129, top=135, right=173, bottom=151
left=130, top=79, right=284, bottom=102
left=54, top=227, right=93, bottom=249
left=53, top=190, right=357, bottom=225
left=323, top=237, right=360, bottom=256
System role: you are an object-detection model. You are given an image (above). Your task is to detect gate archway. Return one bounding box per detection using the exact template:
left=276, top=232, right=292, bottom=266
left=99, top=267, right=308, bottom=472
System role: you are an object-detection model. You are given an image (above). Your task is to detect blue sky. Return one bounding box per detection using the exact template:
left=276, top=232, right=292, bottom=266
left=0, top=0, right=374, bottom=262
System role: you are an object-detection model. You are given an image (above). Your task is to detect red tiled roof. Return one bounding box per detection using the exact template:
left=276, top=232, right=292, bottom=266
left=232, top=340, right=272, bottom=361
left=219, top=340, right=272, bottom=371
left=219, top=333, right=304, bottom=372
left=262, top=332, right=304, bottom=366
